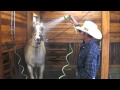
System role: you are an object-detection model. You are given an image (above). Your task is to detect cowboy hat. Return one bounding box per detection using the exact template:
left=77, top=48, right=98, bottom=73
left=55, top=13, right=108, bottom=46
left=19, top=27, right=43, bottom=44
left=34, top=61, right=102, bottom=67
left=75, top=21, right=102, bottom=40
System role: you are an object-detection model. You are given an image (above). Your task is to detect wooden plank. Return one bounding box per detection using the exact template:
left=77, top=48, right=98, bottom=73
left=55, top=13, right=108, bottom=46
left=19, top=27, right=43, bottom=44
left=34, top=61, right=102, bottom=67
left=110, top=23, right=120, bottom=33
left=1, top=18, right=27, bottom=27
left=47, top=48, right=67, bottom=51
left=42, top=11, right=102, bottom=43
left=0, top=12, right=3, bottom=78
left=1, top=25, right=27, bottom=32
left=1, top=13, right=26, bottom=24
left=1, top=11, right=11, bottom=14
left=110, top=43, right=120, bottom=64
left=46, top=39, right=83, bottom=43
left=45, top=65, right=76, bottom=70
left=110, top=11, right=120, bottom=34
left=46, top=56, right=66, bottom=60
left=110, top=65, right=120, bottom=68
left=101, top=11, right=110, bottom=79
left=15, top=11, right=27, bottom=17
left=41, top=11, right=101, bottom=19
left=15, top=41, right=27, bottom=48
left=110, top=33, right=120, bottom=42
left=2, top=46, right=23, bottom=53
left=1, top=25, right=27, bottom=43
left=110, top=11, right=120, bottom=20
left=1, top=11, right=27, bottom=20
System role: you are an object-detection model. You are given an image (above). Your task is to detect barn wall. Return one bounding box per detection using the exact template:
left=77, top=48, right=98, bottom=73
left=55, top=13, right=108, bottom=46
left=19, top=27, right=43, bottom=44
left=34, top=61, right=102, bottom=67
left=41, top=11, right=102, bottom=43
left=42, top=11, right=120, bottom=79
left=1, top=11, right=27, bottom=51
left=109, top=11, right=120, bottom=79
left=0, top=12, right=3, bottom=78
left=0, top=11, right=28, bottom=79
left=110, top=11, right=120, bottom=42
left=41, top=11, right=102, bottom=79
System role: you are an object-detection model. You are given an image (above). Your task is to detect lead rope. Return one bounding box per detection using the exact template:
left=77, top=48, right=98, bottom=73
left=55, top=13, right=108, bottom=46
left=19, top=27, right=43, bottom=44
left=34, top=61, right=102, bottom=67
left=59, top=32, right=77, bottom=79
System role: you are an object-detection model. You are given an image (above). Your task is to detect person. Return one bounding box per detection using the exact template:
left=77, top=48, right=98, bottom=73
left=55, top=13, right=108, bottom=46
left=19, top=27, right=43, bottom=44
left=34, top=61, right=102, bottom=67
left=69, top=16, right=102, bottom=79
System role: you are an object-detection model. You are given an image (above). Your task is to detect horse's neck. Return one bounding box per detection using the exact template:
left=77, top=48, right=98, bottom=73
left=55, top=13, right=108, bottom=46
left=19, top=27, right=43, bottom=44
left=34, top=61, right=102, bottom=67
left=26, top=37, right=46, bottom=54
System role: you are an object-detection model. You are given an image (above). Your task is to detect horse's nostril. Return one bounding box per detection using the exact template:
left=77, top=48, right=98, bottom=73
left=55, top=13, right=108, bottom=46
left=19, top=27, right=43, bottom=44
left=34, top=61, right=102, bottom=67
left=37, top=38, right=40, bottom=41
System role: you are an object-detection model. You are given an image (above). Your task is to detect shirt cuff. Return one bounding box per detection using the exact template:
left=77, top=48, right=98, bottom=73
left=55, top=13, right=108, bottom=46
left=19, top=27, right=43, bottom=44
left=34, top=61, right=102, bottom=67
left=75, top=24, right=80, bottom=27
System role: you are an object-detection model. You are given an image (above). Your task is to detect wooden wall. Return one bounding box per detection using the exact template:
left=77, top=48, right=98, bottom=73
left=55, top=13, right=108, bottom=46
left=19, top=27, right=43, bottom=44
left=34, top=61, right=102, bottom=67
left=110, top=11, right=120, bottom=65
left=109, top=11, right=120, bottom=79
left=41, top=11, right=120, bottom=43
left=1, top=11, right=27, bottom=51
left=110, top=11, right=120, bottom=42
left=0, top=11, right=28, bottom=79
left=41, top=11, right=120, bottom=79
left=0, top=11, right=41, bottom=79
left=41, top=11, right=102, bottom=76
left=41, top=11, right=102, bottom=43
left=0, top=12, right=3, bottom=78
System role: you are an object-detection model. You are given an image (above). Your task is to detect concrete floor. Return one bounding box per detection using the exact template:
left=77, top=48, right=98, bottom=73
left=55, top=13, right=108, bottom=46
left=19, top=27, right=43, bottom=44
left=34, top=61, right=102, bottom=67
left=43, top=69, right=76, bottom=79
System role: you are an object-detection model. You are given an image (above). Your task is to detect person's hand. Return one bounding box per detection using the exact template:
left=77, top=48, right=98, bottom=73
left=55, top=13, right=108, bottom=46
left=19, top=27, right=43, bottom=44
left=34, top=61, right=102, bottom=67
left=70, top=16, right=78, bottom=26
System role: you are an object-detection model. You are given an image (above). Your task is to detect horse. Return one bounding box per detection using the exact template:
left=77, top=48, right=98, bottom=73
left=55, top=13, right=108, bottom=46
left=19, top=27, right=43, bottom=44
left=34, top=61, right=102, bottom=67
left=24, top=22, right=46, bottom=79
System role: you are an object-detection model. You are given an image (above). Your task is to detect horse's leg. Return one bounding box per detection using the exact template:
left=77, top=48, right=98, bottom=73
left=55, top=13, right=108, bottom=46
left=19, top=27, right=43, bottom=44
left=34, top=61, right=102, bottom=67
left=35, top=66, right=38, bottom=79
left=39, top=64, right=44, bottom=79
left=27, top=65, right=34, bottom=79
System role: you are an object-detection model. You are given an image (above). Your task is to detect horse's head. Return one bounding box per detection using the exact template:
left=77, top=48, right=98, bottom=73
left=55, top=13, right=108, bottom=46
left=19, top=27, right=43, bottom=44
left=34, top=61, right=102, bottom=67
left=33, top=22, right=44, bottom=44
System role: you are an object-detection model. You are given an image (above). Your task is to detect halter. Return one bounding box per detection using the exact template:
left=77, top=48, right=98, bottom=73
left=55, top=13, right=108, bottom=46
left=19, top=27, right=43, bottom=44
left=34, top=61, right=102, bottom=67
left=30, top=44, right=40, bottom=48
left=29, top=32, right=44, bottom=48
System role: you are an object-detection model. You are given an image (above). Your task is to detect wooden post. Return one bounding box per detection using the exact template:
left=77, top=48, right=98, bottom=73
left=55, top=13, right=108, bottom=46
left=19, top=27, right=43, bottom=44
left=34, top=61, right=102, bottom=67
left=101, top=11, right=110, bottom=79
left=0, top=11, right=3, bottom=79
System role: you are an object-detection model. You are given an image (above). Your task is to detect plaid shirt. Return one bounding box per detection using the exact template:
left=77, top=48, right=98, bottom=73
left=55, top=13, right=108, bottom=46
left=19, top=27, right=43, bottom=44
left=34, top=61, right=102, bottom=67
left=76, top=39, right=100, bottom=79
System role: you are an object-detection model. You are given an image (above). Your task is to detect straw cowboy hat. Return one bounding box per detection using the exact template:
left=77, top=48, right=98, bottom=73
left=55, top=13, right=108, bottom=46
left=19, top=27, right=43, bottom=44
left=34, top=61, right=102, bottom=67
left=75, top=21, right=102, bottom=40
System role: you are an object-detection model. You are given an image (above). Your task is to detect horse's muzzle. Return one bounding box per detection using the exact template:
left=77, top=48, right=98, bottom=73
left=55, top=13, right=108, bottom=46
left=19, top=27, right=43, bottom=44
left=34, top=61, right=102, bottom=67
left=36, top=38, right=41, bottom=44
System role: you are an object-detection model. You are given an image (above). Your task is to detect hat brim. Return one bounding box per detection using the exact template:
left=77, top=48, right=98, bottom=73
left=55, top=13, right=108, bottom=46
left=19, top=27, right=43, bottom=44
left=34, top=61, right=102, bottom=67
left=75, top=26, right=102, bottom=40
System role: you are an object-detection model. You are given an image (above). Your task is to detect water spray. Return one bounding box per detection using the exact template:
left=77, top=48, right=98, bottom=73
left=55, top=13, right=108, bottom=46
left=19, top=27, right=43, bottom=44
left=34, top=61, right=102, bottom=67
left=59, top=15, right=78, bottom=79
left=64, top=15, right=78, bottom=33
left=44, top=12, right=91, bottom=79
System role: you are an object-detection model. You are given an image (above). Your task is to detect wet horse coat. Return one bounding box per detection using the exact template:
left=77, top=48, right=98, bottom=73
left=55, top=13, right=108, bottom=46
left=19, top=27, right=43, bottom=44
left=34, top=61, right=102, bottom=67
left=24, top=22, right=46, bottom=79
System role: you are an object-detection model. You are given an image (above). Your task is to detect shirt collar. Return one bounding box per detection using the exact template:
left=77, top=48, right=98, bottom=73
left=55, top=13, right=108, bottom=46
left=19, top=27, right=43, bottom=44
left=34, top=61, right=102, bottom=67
left=81, top=39, right=95, bottom=47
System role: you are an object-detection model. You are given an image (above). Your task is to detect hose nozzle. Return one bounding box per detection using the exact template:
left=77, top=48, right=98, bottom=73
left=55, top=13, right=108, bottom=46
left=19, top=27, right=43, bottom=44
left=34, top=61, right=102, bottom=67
left=64, top=15, right=69, bottom=19
left=64, top=15, right=72, bottom=20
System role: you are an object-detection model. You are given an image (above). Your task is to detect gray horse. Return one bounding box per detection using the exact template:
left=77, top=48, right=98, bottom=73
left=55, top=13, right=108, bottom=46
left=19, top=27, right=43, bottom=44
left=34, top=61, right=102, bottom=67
left=24, top=22, right=46, bottom=79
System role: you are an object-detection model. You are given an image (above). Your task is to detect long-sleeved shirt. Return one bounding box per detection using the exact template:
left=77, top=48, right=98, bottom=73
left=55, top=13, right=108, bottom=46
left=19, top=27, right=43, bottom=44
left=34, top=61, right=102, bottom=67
left=76, top=39, right=100, bottom=79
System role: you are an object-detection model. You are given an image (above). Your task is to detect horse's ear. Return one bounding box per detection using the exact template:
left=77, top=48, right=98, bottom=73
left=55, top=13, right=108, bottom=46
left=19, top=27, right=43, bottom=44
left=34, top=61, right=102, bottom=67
left=39, top=22, right=44, bottom=34
left=32, top=22, right=36, bottom=33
